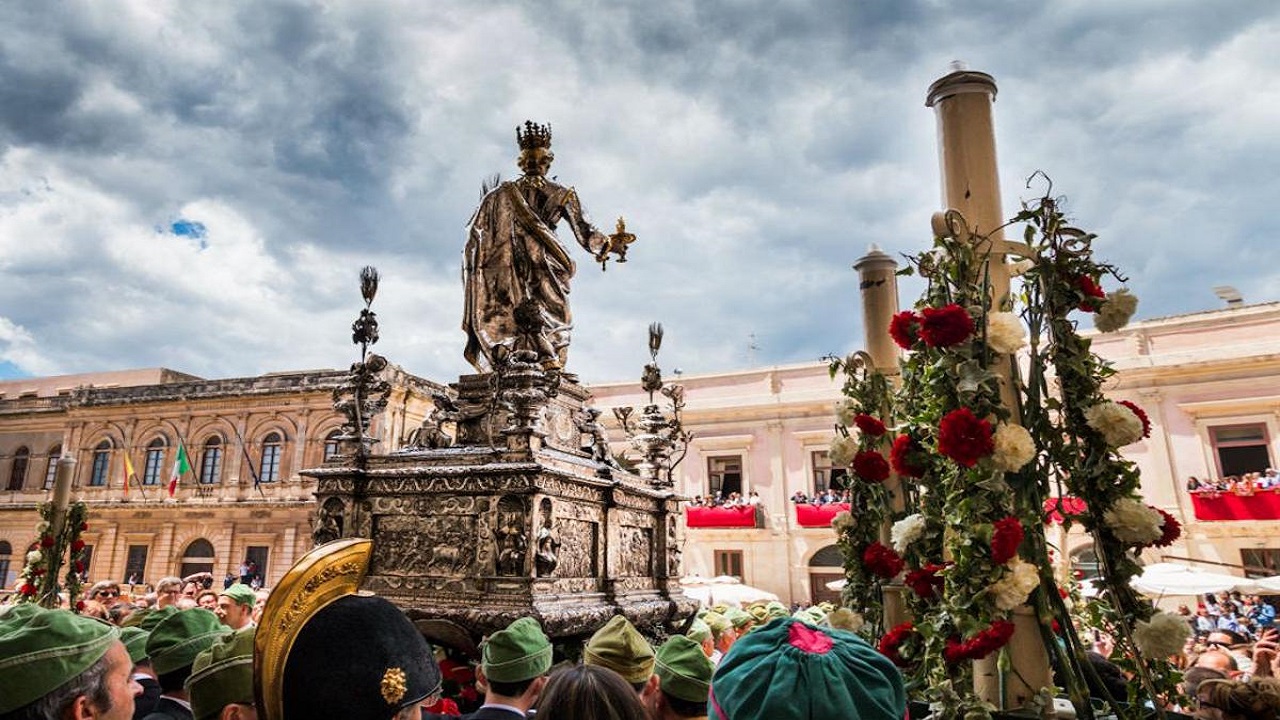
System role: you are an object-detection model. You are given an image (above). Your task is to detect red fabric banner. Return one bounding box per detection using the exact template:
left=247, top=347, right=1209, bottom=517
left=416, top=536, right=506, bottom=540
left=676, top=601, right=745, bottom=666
left=1190, top=489, right=1280, bottom=521
left=686, top=506, right=760, bottom=528
left=794, top=502, right=851, bottom=528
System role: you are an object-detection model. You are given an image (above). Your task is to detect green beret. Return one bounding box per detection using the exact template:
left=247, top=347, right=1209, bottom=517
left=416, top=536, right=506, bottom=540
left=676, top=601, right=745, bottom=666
left=764, top=601, right=788, bottom=620
left=711, top=603, right=729, bottom=614
left=724, top=607, right=753, bottom=631
left=219, top=583, right=257, bottom=608
left=187, top=627, right=255, bottom=720
left=482, top=617, right=552, bottom=683
left=656, top=636, right=714, bottom=703
left=709, top=618, right=905, bottom=720
left=584, top=615, right=655, bottom=684
left=146, top=608, right=229, bottom=676
left=703, top=612, right=732, bottom=639
left=120, top=626, right=151, bottom=664
left=126, top=605, right=177, bottom=632
left=747, top=605, right=769, bottom=624
left=0, top=605, right=120, bottom=714
left=792, top=607, right=825, bottom=626
left=687, top=619, right=712, bottom=643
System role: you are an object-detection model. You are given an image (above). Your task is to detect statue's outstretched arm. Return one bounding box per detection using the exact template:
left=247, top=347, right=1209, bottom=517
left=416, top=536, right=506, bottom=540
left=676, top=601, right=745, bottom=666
left=561, top=187, right=609, bottom=257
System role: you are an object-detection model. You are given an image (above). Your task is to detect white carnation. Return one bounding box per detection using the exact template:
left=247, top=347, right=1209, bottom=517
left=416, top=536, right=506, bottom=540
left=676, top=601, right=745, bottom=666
left=891, top=514, right=926, bottom=554
left=829, top=435, right=858, bottom=467
left=1084, top=401, right=1144, bottom=447
left=986, top=312, right=1027, bottom=355
left=1104, top=498, right=1164, bottom=544
left=826, top=608, right=865, bottom=633
left=992, top=423, right=1036, bottom=472
left=1095, top=288, right=1139, bottom=333
left=26, top=550, right=43, bottom=564
left=832, top=511, right=855, bottom=533
left=835, top=399, right=858, bottom=427
left=1133, top=612, right=1191, bottom=659
left=990, top=557, right=1041, bottom=610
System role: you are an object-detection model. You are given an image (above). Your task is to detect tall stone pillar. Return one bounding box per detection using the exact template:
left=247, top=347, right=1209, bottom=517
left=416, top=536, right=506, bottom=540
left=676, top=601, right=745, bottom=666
left=926, top=66, right=1051, bottom=712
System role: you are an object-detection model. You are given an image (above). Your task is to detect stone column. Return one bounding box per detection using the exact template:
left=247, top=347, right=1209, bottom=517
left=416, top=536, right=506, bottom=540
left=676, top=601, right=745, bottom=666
left=927, top=66, right=1051, bottom=711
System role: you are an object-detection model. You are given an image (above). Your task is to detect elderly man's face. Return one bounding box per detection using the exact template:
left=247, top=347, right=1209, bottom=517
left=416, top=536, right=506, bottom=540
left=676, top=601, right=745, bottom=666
left=94, top=586, right=121, bottom=608
left=84, top=642, right=143, bottom=720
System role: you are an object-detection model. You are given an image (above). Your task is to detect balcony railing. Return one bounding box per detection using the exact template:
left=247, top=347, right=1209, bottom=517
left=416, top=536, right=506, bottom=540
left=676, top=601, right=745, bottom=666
left=685, top=505, right=762, bottom=529
left=1190, top=488, right=1280, bottom=521
left=794, top=502, right=850, bottom=528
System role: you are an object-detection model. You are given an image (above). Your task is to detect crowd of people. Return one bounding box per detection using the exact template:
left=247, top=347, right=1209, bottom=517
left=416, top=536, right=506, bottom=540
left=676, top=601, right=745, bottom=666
left=788, top=488, right=852, bottom=505
left=684, top=491, right=761, bottom=509
left=15, top=549, right=1280, bottom=719
left=1188, top=470, right=1280, bottom=495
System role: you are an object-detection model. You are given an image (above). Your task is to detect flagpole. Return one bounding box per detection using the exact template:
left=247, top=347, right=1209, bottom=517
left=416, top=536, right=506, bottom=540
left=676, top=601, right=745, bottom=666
left=231, top=424, right=266, bottom=500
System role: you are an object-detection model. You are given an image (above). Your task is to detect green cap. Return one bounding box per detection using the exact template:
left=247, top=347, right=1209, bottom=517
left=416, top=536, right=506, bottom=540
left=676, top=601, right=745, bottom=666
left=765, top=601, right=788, bottom=620
left=219, top=583, right=257, bottom=608
left=146, top=608, right=230, bottom=676
left=656, top=636, right=714, bottom=703
left=709, top=618, right=905, bottom=720
left=792, top=607, right=825, bottom=626
left=747, top=605, right=769, bottom=624
left=482, top=617, right=553, bottom=683
left=187, top=627, right=255, bottom=720
left=125, top=605, right=177, bottom=632
left=0, top=605, right=120, bottom=714
left=724, top=607, right=753, bottom=631
left=687, top=619, right=712, bottom=643
left=120, top=626, right=151, bottom=664
left=584, top=615, right=655, bottom=684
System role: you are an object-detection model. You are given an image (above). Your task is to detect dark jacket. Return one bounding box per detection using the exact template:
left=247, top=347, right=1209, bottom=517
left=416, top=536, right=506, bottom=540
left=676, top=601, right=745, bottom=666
left=140, top=696, right=194, bottom=720
left=460, top=707, right=528, bottom=720
left=131, top=678, right=163, bottom=720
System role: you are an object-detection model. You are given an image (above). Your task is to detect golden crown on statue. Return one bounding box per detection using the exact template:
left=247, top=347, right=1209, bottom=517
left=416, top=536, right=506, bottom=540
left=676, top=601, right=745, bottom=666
left=516, top=120, right=552, bottom=151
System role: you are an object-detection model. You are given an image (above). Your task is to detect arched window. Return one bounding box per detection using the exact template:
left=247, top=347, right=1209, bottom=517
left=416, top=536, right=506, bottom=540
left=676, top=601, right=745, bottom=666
left=323, top=430, right=342, bottom=461
left=200, top=437, right=223, bottom=485
left=43, top=445, right=61, bottom=490
left=180, top=538, right=216, bottom=578
left=260, top=432, right=282, bottom=483
left=0, top=540, right=12, bottom=589
left=808, top=544, right=844, bottom=606
left=89, top=440, right=112, bottom=487
left=6, top=447, right=29, bottom=491
left=142, top=437, right=167, bottom=486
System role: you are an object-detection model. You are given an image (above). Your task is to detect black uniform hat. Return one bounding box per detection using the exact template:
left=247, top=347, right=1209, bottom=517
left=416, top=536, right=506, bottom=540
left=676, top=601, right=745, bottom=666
left=255, top=539, right=442, bottom=720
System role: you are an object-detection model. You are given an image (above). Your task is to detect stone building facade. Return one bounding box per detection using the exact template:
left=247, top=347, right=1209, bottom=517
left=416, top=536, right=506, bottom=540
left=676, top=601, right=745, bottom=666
left=0, top=366, right=440, bottom=590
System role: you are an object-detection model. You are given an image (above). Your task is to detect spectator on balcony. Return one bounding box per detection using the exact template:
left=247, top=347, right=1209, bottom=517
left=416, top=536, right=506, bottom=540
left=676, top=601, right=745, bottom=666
left=1250, top=596, right=1277, bottom=629
left=790, top=491, right=808, bottom=504
left=1195, top=606, right=1218, bottom=638
left=747, top=491, right=761, bottom=507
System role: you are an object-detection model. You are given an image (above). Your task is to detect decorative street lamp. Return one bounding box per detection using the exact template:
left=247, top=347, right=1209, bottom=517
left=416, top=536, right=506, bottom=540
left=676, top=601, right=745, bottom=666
left=612, top=323, right=692, bottom=489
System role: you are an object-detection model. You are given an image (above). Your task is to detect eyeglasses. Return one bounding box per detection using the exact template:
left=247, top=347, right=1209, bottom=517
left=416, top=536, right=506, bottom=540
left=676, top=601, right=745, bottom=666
left=96, top=590, right=119, bottom=598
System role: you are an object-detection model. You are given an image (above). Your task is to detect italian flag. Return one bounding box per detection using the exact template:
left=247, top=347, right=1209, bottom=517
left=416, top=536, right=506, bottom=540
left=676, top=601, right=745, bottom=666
left=167, top=443, right=191, bottom=498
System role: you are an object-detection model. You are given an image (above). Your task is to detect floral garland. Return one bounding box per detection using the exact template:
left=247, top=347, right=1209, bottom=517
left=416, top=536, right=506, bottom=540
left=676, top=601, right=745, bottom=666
left=15, top=501, right=90, bottom=610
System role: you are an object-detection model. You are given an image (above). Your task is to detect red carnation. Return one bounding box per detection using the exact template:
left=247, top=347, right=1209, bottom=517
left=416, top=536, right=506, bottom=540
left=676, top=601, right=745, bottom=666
left=75, top=600, right=86, bottom=612
left=890, top=434, right=928, bottom=478
left=1058, top=586, right=1070, bottom=599
left=937, top=408, right=994, bottom=467
left=80, top=522, right=89, bottom=531
left=878, top=622, right=918, bottom=668
left=71, top=539, right=85, bottom=552
left=990, top=516, right=1025, bottom=565
left=19, top=583, right=37, bottom=596
left=853, top=450, right=891, bottom=483
left=920, top=304, right=975, bottom=348
left=1118, top=400, right=1151, bottom=438
left=905, top=562, right=950, bottom=600
left=40, top=535, right=54, bottom=548
left=863, top=542, right=905, bottom=579
left=1151, top=507, right=1182, bottom=548
left=853, top=414, right=887, bottom=437
left=1077, top=276, right=1106, bottom=312
left=943, top=620, right=1016, bottom=663
left=74, top=560, right=85, bottom=573
left=889, top=311, right=922, bottom=349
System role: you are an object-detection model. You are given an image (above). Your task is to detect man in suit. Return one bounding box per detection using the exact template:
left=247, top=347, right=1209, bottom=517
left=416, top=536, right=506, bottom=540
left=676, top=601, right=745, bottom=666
left=141, top=609, right=230, bottom=720
left=464, top=617, right=553, bottom=720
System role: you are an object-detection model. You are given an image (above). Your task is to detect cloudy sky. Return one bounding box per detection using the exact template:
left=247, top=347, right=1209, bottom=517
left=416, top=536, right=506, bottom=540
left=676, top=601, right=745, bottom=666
left=1, top=1, right=1277, bottom=386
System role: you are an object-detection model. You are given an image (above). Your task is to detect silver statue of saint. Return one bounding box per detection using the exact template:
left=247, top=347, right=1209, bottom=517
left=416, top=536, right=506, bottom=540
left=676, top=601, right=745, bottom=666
left=462, top=121, right=633, bottom=372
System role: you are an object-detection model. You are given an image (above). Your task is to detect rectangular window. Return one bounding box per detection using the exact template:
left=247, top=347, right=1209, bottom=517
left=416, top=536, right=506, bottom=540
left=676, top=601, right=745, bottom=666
left=707, top=456, right=743, bottom=498
left=80, top=545, right=94, bottom=580
left=142, top=449, right=164, bottom=486
left=811, top=451, right=849, bottom=495
left=1211, top=424, right=1272, bottom=478
left=245, top=546, right=269, bottom=585
left=1242, top=549, right=1280, bottom=578
left=89, top=451, right=110, bottom=487
left=714, top=550, right=744, bottom=579
left=260, top=445, right=281, bottom=483
left=125, top=545, right=149, bottom=583
left=200, top=447, right=222, bottom=485
left=44, top=456, right=58, bottom=490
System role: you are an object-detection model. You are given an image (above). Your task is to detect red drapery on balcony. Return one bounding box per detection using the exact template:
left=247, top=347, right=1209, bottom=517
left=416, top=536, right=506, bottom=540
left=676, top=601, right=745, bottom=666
left=686, top=506, right=760, bottom=528
left=1190, top=489, right=1280, bottom=521
left=794, top=502, right=851, bottom=528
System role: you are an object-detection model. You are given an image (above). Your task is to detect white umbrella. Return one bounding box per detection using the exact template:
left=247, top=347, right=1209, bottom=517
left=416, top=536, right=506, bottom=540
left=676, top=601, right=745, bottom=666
left=1130, top=563, right=1262, bottom=597
left=825, top=578, right=847, bottom=591
left=679, top=575, right=778, bottom=608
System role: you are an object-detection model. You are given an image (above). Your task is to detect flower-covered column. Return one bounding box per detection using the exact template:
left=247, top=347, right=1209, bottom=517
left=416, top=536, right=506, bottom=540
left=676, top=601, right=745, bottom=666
left=926, top=66, right=1052, bottom=711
